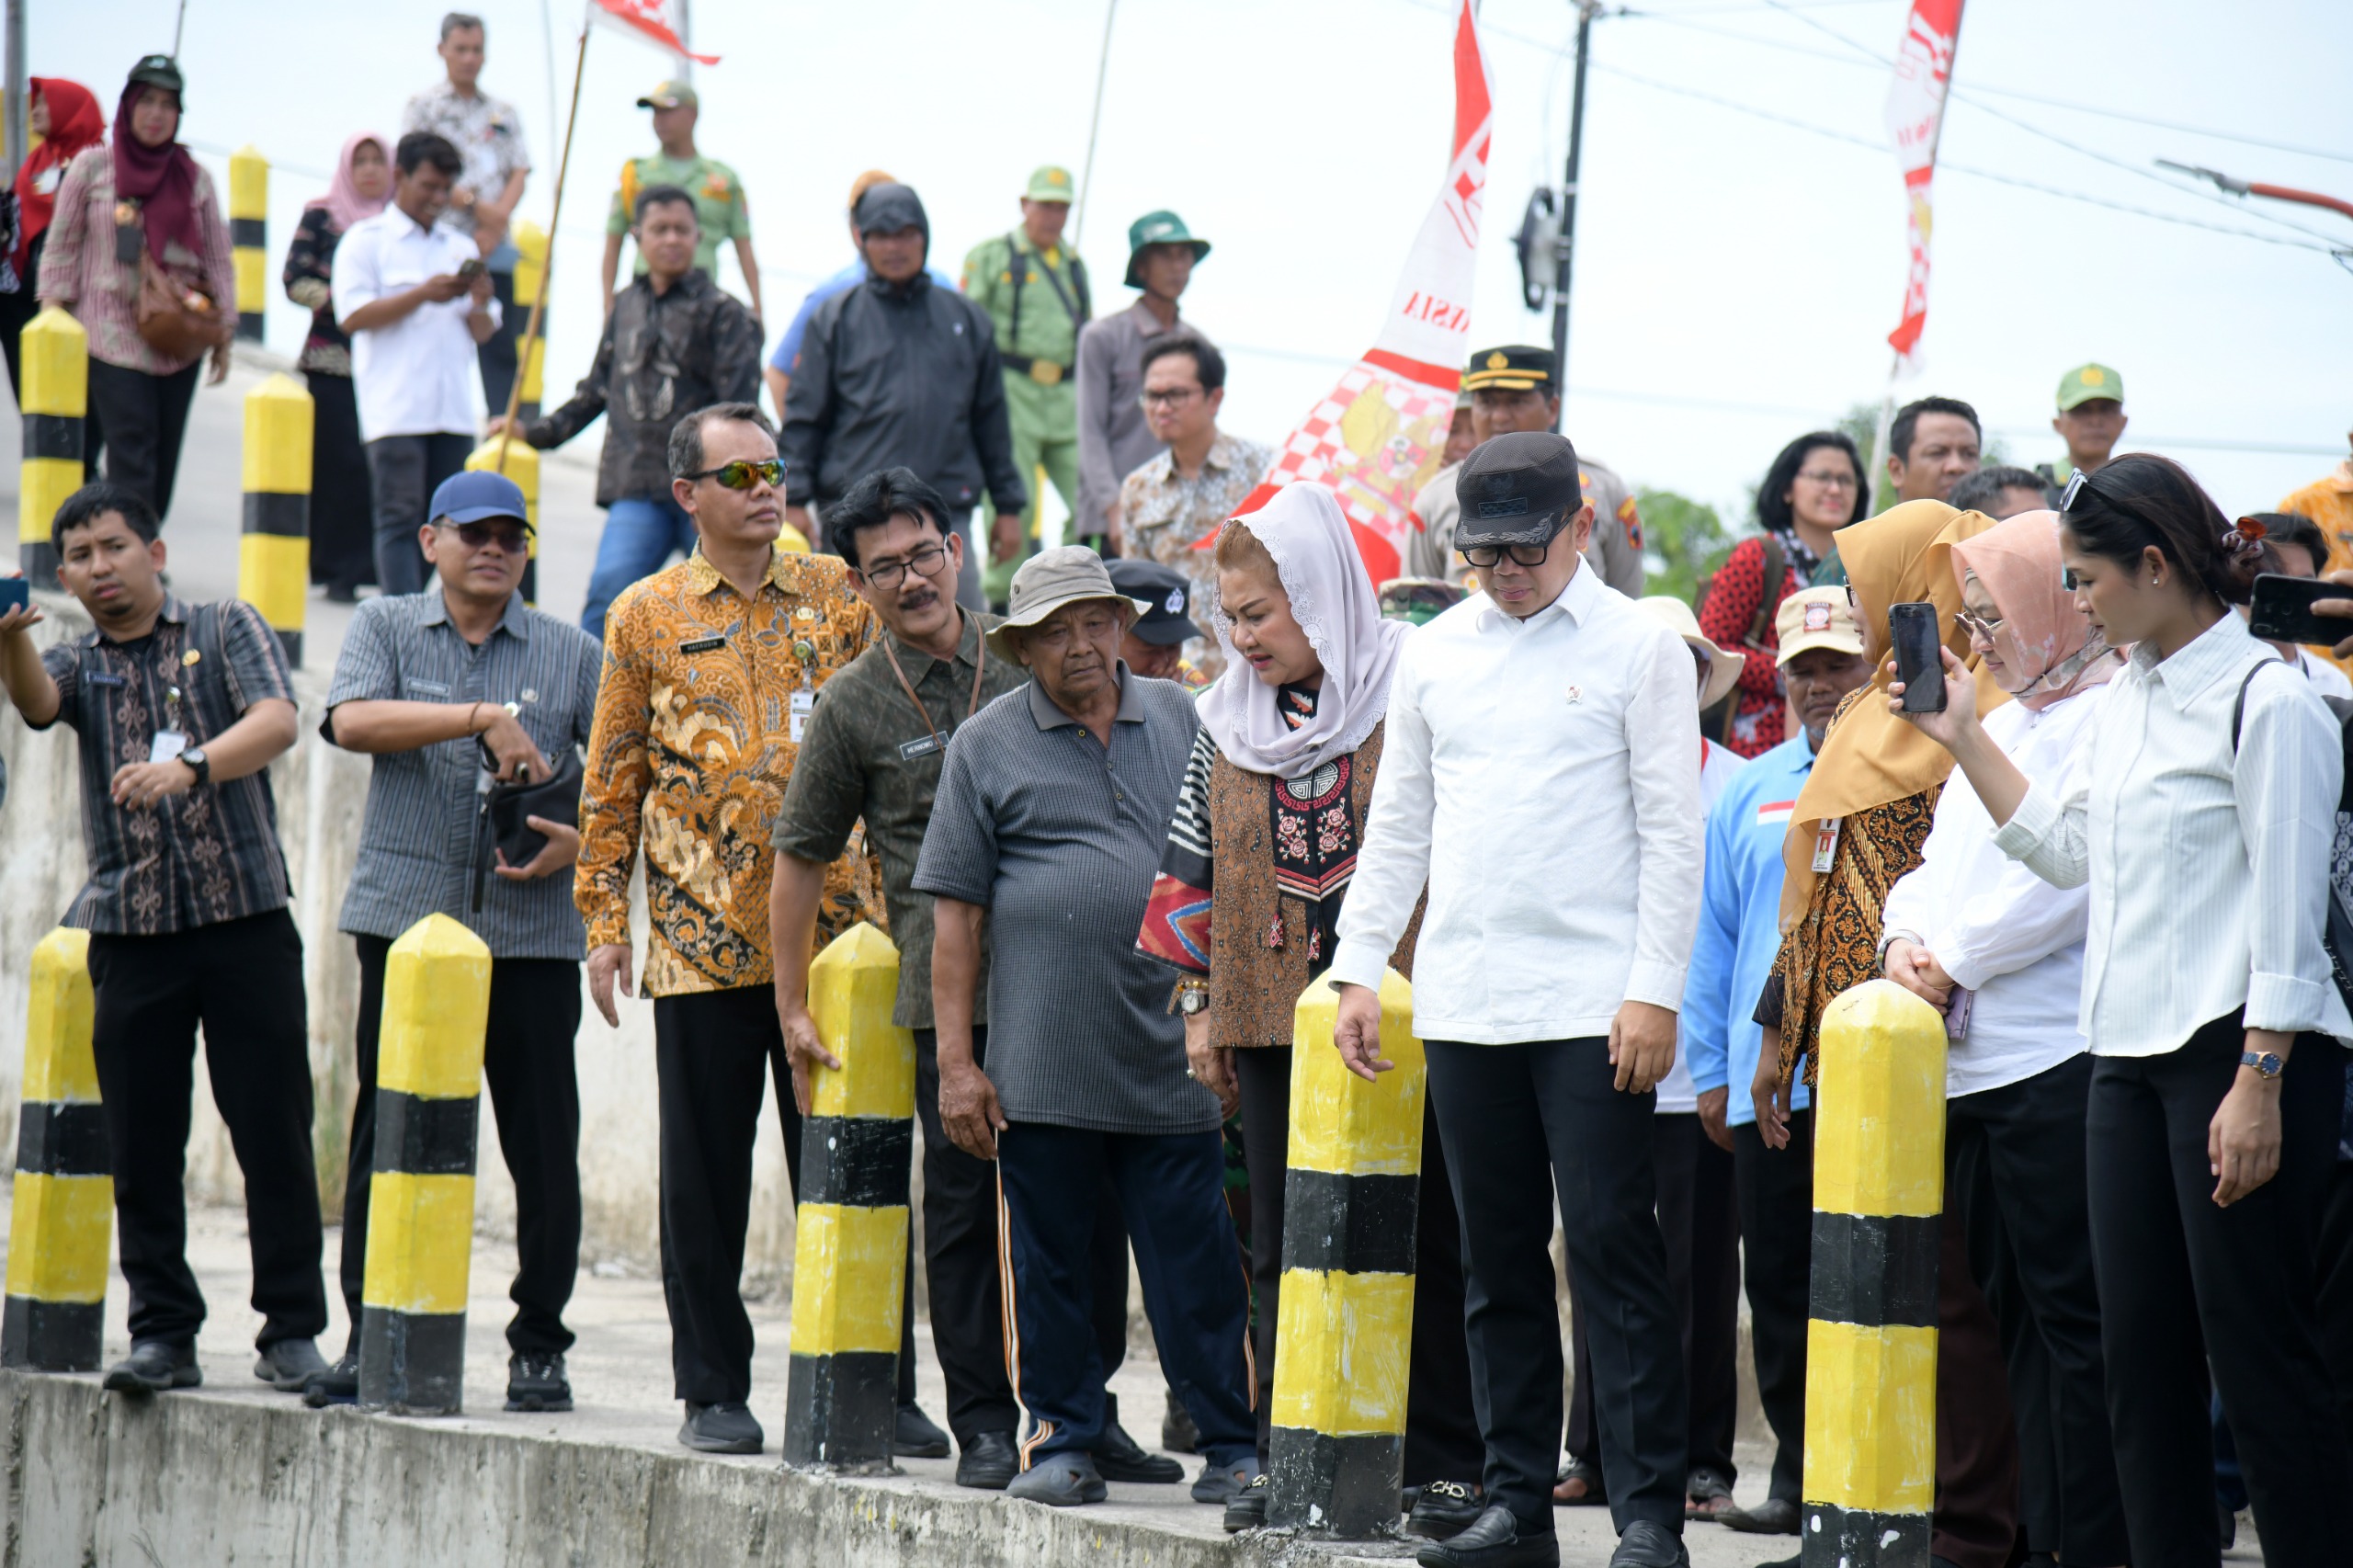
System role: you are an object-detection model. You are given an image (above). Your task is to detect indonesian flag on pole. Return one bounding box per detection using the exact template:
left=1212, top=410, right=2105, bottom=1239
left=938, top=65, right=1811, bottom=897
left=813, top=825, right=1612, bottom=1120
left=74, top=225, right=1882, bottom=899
left=1882, top=0, right=1961, bottom=368
left=589, top=0, right=720, bottom=64
left=1228, top=0, right=1492, bottom=584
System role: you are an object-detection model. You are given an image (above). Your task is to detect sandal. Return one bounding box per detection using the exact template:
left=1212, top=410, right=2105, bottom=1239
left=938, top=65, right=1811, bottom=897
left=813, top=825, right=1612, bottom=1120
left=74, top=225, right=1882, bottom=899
left=1686, top=1466, right=1735, bottom=1519
left=1552, top=1458, right=1608, bottom=1506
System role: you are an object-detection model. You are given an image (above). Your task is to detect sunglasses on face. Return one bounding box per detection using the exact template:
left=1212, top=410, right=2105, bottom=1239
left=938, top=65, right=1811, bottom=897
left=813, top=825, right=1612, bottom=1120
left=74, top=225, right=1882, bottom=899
left=683, top=458, right=785, bottom=491
left=1461, top=538, right=1554, bottom=570
left=441, top=519, right=532, bottom=553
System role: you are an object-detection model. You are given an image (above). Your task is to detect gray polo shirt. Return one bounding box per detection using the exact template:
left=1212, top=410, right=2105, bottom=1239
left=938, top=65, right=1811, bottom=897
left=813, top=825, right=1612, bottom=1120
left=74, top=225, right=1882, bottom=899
left=912, top=667, right=1220, bottom=1135
left=325, top=590, right=603, bottom=960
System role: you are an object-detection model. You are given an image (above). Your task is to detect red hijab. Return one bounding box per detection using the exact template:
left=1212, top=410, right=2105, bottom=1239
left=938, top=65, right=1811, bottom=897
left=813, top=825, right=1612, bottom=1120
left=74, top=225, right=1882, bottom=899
left=12, top=78, right=104, bottom=273
left=110, top=79, right=199, bottom=267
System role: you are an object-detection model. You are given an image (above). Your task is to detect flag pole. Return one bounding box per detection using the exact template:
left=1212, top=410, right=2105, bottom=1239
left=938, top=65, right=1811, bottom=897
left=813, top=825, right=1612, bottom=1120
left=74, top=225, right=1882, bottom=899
left=1073, top=0, right=1118, bottom=250
left=496, top=19, right=590, bottom=473
left=1870, top=7, right=1963, bottom=510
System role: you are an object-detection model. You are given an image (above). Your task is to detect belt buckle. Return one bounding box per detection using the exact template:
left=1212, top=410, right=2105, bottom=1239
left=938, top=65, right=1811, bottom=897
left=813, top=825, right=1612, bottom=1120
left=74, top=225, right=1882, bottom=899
left=1029, top=358, right=1063, bottom=387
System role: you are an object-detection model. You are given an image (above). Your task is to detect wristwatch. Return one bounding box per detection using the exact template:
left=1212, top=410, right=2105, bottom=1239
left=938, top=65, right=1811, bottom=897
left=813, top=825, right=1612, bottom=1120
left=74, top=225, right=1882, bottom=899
left=1175, top=982, right=1211, bottom=1017
left=2239, top=1050, right=2285, bottom=1079
left=178, top=746, right=210, bottom=786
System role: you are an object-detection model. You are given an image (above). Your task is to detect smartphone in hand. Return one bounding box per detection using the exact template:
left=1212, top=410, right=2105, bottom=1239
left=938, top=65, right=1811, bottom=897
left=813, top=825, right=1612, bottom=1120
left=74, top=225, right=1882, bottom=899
left=1890, top=601, right=1947, bottom=712
left=2249, top=573, right=2353, bottom=648
left=0, top=577, right=28, bottom=614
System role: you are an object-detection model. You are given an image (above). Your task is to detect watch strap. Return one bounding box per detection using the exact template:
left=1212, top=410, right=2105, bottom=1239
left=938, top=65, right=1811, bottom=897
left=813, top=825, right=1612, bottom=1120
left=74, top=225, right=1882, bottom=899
left=2239, top=1050, right=2282, bottom=1077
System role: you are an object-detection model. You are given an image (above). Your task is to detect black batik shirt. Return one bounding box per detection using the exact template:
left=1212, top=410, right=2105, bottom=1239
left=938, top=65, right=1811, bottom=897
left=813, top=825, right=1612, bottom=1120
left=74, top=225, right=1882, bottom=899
left=34, top=597, right=296, bottom=934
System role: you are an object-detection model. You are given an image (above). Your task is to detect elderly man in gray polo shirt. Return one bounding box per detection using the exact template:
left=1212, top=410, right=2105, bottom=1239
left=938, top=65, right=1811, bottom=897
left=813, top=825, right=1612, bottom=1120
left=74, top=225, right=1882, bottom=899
left=914, top=546, right=1256, bottom=1509
left=306, top=470, right=602, bottom=1414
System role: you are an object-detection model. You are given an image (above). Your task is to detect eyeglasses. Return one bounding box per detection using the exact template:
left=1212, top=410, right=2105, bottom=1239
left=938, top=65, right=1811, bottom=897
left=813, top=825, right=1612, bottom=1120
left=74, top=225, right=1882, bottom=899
left=1796, top=468, right=1858, bottom=490
left=1140, top=386, right=1202, bottom=409
left=1954, top=608, right=2003, bottom=641
left=1460, top=538, right=1553, bottom=569
left=439, top=518, right=532, bottom=553
left=683, top=458, right=785, bottom=491
left=856, top=541, right=951, bottom=590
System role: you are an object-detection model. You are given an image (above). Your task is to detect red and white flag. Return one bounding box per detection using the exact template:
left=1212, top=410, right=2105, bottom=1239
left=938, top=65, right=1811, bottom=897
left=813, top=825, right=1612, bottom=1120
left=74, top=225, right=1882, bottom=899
left=1882, top=0, right=1962, bottom=368
left=589, top=0, right=719, bottom=64
left=1230, top=0, right=1493, bottom=584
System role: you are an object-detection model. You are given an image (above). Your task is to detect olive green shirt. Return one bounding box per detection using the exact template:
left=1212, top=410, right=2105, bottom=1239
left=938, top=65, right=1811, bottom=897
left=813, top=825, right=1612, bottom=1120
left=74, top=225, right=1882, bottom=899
left=960, top=231, right=1089, bottom=371
left=771, top=609, right=1029, bottom=1027
left=608, top=152, right=752, bottom=278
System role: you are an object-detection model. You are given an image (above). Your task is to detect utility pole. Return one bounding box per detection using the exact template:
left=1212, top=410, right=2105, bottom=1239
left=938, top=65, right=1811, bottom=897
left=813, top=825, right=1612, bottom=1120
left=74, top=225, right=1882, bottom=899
left=676, top=0, right=693, bottom=82
left=1549, top=0, right=1600, bottom=432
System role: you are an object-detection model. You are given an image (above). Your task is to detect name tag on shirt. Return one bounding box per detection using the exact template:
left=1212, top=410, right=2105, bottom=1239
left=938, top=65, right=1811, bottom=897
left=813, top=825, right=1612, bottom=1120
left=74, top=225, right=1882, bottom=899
left=1811, top=817, right=1841, bottom=874
left=679, top=636, right=726, bottom=655
left=897, top=731, right=948, bottom=762
left=790, top=688, right=814, bottom=743
left=150, top=730, right=189, bottom=765
left=87, top=672, right=126, bottom=688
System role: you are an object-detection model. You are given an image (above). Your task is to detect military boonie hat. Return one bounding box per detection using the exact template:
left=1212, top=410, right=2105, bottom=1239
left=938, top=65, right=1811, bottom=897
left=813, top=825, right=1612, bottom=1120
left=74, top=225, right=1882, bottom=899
left=2055, top=362, right=2123, bottom=412
left=1454, top=431, right=1583, bottom=551
left=1025, top=165, right=1076, bottom=203
left=637, top=80, right=699, bottom=111
left=1106, top=559, right=1204, bottom=647
left=1124, top=210, right=1211, bottom=288
left=1775, top=585, right=1864, bottom=665
left=1461, top=344, right=1556, bottom=394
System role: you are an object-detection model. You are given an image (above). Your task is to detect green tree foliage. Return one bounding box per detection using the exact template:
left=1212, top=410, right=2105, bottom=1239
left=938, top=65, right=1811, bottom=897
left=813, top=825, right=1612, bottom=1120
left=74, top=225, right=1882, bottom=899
left=1636, top=487, right=1735, bottom=607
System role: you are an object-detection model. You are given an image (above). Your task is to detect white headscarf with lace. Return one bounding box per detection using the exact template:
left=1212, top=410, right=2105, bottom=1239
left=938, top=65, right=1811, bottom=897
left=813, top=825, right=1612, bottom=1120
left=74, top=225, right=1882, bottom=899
left=1197, top=482, right=1411, bottom=778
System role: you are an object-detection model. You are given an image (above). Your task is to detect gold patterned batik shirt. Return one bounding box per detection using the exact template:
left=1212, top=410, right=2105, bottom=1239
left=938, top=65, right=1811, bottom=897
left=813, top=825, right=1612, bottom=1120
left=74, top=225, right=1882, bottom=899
left=576, top=547, right=882, bottom=996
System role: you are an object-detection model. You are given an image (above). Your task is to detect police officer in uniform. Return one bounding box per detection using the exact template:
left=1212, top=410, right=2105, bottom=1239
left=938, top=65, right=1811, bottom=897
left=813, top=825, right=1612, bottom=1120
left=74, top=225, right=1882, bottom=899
left=961, top=166, right=1091, bottom=606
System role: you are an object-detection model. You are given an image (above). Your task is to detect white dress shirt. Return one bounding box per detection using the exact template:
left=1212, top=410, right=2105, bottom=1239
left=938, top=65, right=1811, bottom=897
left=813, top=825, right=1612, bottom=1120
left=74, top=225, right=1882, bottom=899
left=1993, top=613, right=2353, bottom=1054
left=1656, top=738, right=1747, bottom=1112
left=1328, top=558, right=1704, bottom=1044
left=2296, top=647, right=2353, bottom=703
left=332, top=208, right=500, bottom=442
left=1883, top=687, right=2105, bottom=1097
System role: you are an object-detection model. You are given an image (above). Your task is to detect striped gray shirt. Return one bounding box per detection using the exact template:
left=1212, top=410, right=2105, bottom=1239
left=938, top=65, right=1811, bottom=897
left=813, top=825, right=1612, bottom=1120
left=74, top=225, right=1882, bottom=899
left=325, top=590, right=603, bottom=960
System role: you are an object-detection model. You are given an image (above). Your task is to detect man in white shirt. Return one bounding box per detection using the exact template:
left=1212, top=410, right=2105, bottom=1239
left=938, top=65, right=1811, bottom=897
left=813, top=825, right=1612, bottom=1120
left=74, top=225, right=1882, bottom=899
left=335, top=131, right=500, bottom=596
left=1331, top=432, right=1702, bottom=1568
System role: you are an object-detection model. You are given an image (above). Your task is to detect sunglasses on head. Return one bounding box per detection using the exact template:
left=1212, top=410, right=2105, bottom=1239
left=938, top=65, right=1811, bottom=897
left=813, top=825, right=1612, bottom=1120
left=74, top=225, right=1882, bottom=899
left=684, top=458, right=785, bottom=491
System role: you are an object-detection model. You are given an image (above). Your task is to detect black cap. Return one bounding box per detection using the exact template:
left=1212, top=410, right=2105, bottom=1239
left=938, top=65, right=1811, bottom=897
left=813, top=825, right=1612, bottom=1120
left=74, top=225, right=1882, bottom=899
left=852, top=181, right=928, bottom=240
left=1105, top=559, right=1205, bottom=646
left=1454, top=431, right=1583, bottom=550
left=127, top=53, right=185, bottom=102
left=1461, top=344, right=1556, bottom=394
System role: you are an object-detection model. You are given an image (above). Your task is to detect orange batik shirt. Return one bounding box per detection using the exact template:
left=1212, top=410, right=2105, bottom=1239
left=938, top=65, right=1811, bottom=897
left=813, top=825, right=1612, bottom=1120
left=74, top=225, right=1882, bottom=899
left=577, top=547, right=884, bottom=996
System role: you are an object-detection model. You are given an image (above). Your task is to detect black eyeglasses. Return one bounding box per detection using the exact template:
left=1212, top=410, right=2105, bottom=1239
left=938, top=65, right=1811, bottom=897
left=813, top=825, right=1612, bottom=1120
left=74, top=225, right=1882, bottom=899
left=438, top=518, right=533, bottom=553
left=683, top=458, right=785, bottom=491
left=1460, top=538, right=1554, bottom=569
left=856, top=541, right=951, bottom=590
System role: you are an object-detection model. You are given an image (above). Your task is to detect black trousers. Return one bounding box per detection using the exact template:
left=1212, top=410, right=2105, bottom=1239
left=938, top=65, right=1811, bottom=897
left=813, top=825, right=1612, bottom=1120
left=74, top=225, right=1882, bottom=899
left=1233, top=1043, right=1481, bottom=1483
left=84, top=910, right=326, bottom=1348
left=2321, top=1158, right=2353, bottom=1449
left=2086, top=1015, right=2351, bottom=1568
left=1426, top=1037, right=1686, bottom=1539
left=654, top=985, right=915, bottom=1407
left=367, top=432, right=472, bottom=596
left=1731, top=1109, right=1813, bottom=1505
left=90, top=358, right=200, bottom=526
left=305, top=372, right=376, bottom=590
left=1566, top=1112, right=1740, bottom=1486
left=1946, top=1055, right=2129, bottom=1565
left=476, top=267, right=519, bottom=417
left=338, top=937, right=583, bottom=1354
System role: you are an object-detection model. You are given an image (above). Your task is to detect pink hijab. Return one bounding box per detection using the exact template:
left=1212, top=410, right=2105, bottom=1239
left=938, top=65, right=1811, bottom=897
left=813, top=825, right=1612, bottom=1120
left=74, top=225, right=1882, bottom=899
left=1949, top=508, right=2121, bottom=711
left=1198, top=483, right=1410, bottom=778
left=306, top=131, right=392, bottom=234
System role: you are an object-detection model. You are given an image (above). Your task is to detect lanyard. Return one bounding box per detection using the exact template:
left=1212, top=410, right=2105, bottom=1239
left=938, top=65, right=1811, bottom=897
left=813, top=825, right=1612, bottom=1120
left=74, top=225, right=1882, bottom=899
left=880, top=621, right=985, bottom=752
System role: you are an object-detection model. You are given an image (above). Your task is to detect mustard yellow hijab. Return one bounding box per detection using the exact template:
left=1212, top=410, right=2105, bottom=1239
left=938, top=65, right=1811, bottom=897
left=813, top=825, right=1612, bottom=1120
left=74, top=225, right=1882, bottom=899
left=1779, top=500, right=2005, bottom=926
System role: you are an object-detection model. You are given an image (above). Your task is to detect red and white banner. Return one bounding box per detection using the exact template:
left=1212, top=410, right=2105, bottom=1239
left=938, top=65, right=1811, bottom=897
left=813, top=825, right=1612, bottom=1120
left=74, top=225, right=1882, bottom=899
left=589, top=0, right=720, bottom=64
left=1882, top=0, right=1962, bottom=367
left=1231, top=0, right=1492, bottom=584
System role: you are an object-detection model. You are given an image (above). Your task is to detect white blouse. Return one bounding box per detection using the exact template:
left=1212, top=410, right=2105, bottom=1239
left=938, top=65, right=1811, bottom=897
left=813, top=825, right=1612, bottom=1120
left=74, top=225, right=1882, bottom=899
left=1992, top=612, right=2352, bottom=1055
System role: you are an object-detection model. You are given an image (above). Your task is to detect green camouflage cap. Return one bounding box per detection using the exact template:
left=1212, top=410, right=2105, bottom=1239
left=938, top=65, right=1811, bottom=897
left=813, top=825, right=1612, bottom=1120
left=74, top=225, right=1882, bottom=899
left=2055, top=362, right=2123, bottom=411
left=637, top=80, right=699, bottom=111
left=1025, top=165, right=1076, bottom=203
left=1123, top=210, right=1211, bottom=288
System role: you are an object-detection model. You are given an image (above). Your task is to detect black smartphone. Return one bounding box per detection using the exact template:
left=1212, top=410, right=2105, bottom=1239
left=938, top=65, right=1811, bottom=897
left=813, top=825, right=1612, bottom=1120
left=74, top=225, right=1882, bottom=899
left=457, top=257, right=486, bottom=279
left=1890, top=601, right=1947, bottom=712
left=0, top=577, right=28, bottom=613
left=2249, top=572, right=2353, bottom=648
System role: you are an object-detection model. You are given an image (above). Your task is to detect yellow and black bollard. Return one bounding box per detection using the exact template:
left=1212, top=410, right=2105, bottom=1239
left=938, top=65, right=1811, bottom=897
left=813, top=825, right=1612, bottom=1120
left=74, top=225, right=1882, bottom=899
left=357, top=914, right=493, bottom=1417
left=1268, top=968, right=1426, bottom=1537
left=1802, top=979, right=1948, bottom=1567
left=229, top=145, right=267, bottom=343
left=240, top=373, right=313, bottom=666
left=2, top=929, right=110, bottom=1371
left=467, top=434, right=539, bottom=606
left=512, top=221, right=547, bottom=420
left=783, top=921, right=915, bottom=1471
left=18, top=306, right=88, bottom=580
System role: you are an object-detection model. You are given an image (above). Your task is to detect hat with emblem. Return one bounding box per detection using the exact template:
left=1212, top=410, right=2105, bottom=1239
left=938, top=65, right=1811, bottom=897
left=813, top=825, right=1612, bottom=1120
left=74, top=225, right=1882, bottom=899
left=2054, top=362, right=2123, bottom=412
left=1775, top=585, right=1864, bottom=665
left=1461, top=344, right=1557, bottom=395
left=636, top=80, right=699, bottom=111
left=1106, top=559, right=1205, bottom=646
left=1453, top=431, right=1583, bottom=551
left=1025, top=165, right=1077, bottom=203
left=1123, top=210, right=1212, bottom=289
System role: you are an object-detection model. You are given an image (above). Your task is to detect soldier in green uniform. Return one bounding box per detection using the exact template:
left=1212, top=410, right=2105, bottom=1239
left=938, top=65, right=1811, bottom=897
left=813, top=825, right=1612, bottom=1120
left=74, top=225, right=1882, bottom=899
left=961, top=165, right=1091, bottom=607
left=599, top=81, right=763, bottom=324
left=2032, top=361, right=2128, bottom=497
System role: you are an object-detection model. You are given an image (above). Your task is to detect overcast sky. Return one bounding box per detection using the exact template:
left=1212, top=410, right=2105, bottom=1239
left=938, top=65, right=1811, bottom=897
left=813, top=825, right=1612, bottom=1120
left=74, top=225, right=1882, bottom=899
left=50, top=0, right=2353, bottom=530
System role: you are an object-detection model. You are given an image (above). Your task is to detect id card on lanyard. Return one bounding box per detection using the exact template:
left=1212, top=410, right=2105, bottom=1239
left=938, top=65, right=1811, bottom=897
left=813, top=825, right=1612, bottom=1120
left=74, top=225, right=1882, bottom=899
left=1811, top=817, right=1841, bottom=874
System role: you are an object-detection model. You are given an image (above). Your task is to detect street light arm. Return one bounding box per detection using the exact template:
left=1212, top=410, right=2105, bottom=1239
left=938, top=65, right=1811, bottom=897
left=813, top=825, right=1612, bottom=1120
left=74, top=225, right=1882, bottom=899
left=2157, top=158, right=2353, bottom=222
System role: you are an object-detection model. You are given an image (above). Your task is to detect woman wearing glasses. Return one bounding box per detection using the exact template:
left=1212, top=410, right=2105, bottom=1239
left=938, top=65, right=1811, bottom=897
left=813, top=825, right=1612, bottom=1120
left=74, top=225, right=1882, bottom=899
left=1699, top=432, right=1869, bottom=757
left=1894, top=454, right=2353, bottom=1567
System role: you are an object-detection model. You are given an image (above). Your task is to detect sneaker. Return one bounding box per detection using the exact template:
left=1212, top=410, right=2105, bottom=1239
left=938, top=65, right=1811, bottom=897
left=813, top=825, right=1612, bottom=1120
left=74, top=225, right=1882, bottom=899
left=1409, top=1479, right=1487, bottom=1540
left=678, top=1401, right=764, bottom=1454
left=1222, top=1471, right=1271, bottom=1533
left=1006, top=1453, right=1107, bottom=1507
left=505, top=1351, right=572, bottom=1413
left=302, top=1349, right=359, bottom=1408
left=893, top=1401, right=951, bottom=1459
left=955, top=1431, right=1019, bottom=1491
left=253, top=1336, right=327, bottom=1393
left=1190, top=1456, right=1258, bottom=1506
left=103, top=1340, right=200, bottom=1396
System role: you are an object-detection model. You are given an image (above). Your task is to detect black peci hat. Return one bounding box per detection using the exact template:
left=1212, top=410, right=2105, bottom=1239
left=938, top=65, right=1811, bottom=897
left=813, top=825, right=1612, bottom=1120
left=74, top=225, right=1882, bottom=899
left=1453, top=431, right=1584, bottom=551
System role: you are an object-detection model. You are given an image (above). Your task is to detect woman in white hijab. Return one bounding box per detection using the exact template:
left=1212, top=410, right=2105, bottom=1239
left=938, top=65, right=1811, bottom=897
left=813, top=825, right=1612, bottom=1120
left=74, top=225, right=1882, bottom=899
left=1135, top=483, right=1482, bottom=1535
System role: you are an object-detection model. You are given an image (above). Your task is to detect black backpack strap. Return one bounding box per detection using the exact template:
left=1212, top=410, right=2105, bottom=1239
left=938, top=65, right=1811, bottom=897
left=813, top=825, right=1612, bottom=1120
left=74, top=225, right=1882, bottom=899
left=1003, top=231, right=1027, bottom=354
left=1746, top=534, right=1787, bottom=651
left=2230, top=655, right=2290, bottom=754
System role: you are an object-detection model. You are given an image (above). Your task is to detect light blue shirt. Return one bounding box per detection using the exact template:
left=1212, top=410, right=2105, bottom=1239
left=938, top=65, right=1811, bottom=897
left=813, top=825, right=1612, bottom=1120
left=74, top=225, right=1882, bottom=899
left=768, top=257, right=960, bottom=372
left=1684, top=731, right=1816, bottom=1126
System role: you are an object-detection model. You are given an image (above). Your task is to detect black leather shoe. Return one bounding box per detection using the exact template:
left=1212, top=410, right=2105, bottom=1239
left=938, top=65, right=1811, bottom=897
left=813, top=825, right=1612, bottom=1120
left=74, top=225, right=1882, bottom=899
left=1162, top=1388, right=1199, bottom=1454
left=1608, top=1520, right=1689, bottom=1568
left=1409, top=1479, right=1487, bottom=1540
left=253, top=1336, right=327, bottom=1392
left=1096, top=1401, right=1183, bottom=1483
left=506, top=1352, right=572, bottom=1412
left=104, top=1340, right=200, bottom=1395
left=956, top=1430, right=1019, bottom=1490
left=1720, top=1497, right=1802, bottom=1535
left=302, top=1350, right=358, bottom=1408
left=893, top=1401, right=951, bottom=1459
left=1415, top=1505, right=1560, bottom=1568
left=1222, top=1472, right=1270, bottom=1533
left=679, top=1401, right=764, bottom=1454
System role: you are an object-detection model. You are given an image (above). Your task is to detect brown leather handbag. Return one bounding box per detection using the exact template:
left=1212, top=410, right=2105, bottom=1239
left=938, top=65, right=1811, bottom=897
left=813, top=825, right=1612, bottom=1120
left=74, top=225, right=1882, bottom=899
left=134, top=251, right=232, bottom=360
